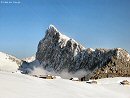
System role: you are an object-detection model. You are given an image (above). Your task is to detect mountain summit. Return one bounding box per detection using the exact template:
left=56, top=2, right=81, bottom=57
left=36, top=25, right=85, bottom=71
left=36, top=25, right=130, bottom=79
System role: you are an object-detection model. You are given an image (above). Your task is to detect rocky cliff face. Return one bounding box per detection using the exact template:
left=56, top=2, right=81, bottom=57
left=90, top=48, right=130, bottom=79
left=36, top=25, right=85, bottom=72
left=36, top=25, right=130, bottom=79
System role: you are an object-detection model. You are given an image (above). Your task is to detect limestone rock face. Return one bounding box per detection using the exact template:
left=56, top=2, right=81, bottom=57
left=36, top=25, right=85, bottom=72
left=36, top=25, right=130, bottom=79
left=90, top=48, right=130, bottom=79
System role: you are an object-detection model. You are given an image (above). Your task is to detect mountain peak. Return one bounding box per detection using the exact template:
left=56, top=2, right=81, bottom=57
left=47, top=24, right=58, bottom=33
left=36, top=25, right=130, bottom=79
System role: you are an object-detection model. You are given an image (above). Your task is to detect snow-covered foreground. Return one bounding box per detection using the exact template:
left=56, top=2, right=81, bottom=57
left=0, top=71, right=130, bottom=98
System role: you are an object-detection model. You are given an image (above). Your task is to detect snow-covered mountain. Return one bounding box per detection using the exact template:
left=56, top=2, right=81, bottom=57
left=0, top=52, right=22, bottom=72
left=0, top=71, right=130, bottom=98
left=22, top=55, right=35, bottom=63
left=36, top=25, right=130, bottom=79
left=36, top=25, right=87, bottom=72
left=0, top=25, right=130, bottom=98
left=0, top=25, right=130, bottom=80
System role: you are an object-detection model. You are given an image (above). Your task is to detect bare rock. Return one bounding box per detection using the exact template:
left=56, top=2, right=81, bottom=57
left=36, top=25, right=130, bottom=79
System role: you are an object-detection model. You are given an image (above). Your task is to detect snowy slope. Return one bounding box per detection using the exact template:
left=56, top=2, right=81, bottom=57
left=22, top=55, right=35, bottom=63
left=0, top=52, right=22, bottom=72
left=0, top=71, right=130, bottom=98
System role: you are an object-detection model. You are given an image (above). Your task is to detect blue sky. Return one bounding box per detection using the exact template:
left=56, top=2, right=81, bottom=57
left=0, top=0, right=130, bottom=58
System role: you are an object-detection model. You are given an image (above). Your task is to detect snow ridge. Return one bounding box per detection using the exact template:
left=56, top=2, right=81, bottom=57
left=22, top=55, right=36, bottom=63
left=0, top=52, right=22, bottom=72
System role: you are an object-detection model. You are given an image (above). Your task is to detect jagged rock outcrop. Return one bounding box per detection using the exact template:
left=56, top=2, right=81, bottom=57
left=36, top=25, right=130, bottom=79
left=36, top=25, right=85, bottom=72
left=90, top=48, right=130, bottom=79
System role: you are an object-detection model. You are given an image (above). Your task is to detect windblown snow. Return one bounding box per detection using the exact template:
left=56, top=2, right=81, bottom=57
left=0, top=71, right=130, bottom=98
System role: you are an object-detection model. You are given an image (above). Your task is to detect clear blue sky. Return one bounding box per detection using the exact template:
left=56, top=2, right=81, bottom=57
left=0, top=0, right=130, bottom=58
